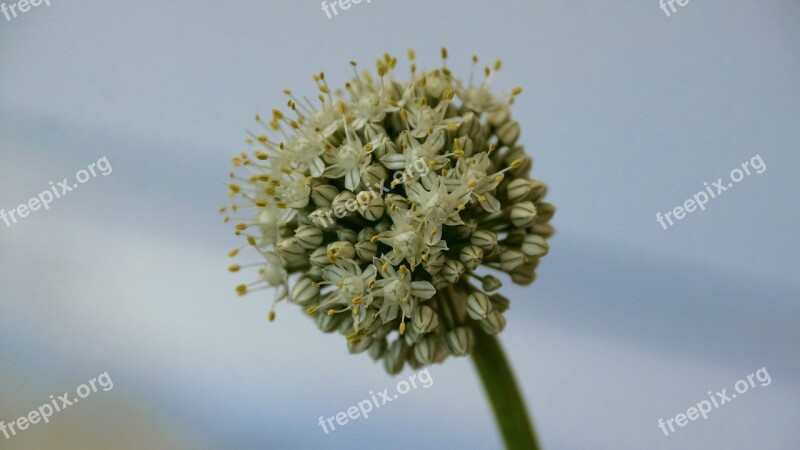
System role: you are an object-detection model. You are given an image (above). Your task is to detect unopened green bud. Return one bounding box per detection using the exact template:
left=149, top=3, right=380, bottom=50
left=311, top=184, right=339, bottom=207
left=412, top=305, right=439, bottom=334
left=422, top=251, right=446, bottom=275
left=383, top=339, right=408, bottom=375
left=348, top=336, right=373, bottom=354
left=480, top=310, right=507, bottom=335
left=445, top=327, right=475, bottom=356
left=467, top=292, right=493, bottom=320
left=510, top=261, right=537, bottom=285
left=470, top=230, right=498, bottom=252
left=459, top=245, right=484, bottom=270
left=327, top=241, right=355, bottom=264
left=499, top=249, right=527, bottom=271
left=295, top=225, right=323, bottom=249
left=355, top=240, right=377, bottom=262
left=309, top=247, right=329, bottom=267
left=336, top=228, right=358, bottom=243
left=497, top=120, right=520, bottom=146
left=520, top=234, right=549, bottom=257
left=510, top=201, right=537, bottom=227
left=441, top=259, right=466, bottom=284
left=277, top=237, right=305, bottom=263
left=368, top=338, right=387, bottom=361
left=358, top=193, right=385, bottom=221
left=362, top=164, right=388, bottom=188
left=506, top=178, right=533, bottom=204
left=414, top=336, right=438, bottom=364
left=489, top=293, right=511, bottom=313
left=291, top=276, right=319, bottom=306
left=480, top=275, right=502, bottom=292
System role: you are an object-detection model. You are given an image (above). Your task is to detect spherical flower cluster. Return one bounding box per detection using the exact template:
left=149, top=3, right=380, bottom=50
left=223, top=49, right=555, bottom=374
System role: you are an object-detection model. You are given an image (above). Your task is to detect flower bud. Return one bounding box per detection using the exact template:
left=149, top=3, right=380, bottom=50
left=295, top=225, right=323, bottom=249
left=457, top=112, right=481, bottom=139
left=358, top=194, right=385, bottom=221
left=459, top=245, right=484, bottom=270
left=499, top=249, right=527, bottom=271
left=414, top=336, right=438, bottom=364
left=480, top=275, right=502, bottom=292
left=336, top=228, right=358, bottom=243
left=383, top=339, right=408, bottom=375
left=291, top=276, right=319, bottom=306
left=309, top=247, right=329, bottom=267
left=316, top=309, right=340, bottom=333
left=506, top=178, right=533, bottom=204
left=362, top=164, right=388, bottom=188
left=510, top=201, right=537, bottom=227
left=368, top=338, right=387, bottom=361
left=520, top=234, right=549, bottom=257
left=487, top=107, right=510, bottom=126
left=310, top=208, right=337, bottom=230
left=422, top=250, right=446, bottom=275
left=355, top=240, right=377, bottom=262
left=489, top=293, right=510, bottom=313
left=450, top=219, right=477, bottom=240
left=445, top=327, right=475, bottom=356
left=412, top=305, right=439, bottom=334
left=440, top=259, right=466, bottom=284
left=348, top=336, right=372, bottom=354
left=311, top=184, right=339, bottom=207
left=467, top=292, right=493, bottom=320
left=470, top=230, right=498, bottom=253
left=277, top=237, right=305, bottom=263
left=497, top=120, right=520, bottom=146
left=510, top=261, right=536, bottom=285
left=480, top=310, right=506, bottom=335
left=332, top=191, right=357, bottom=216
left=528, top=180, right=547, bottom=202
left=327, top=241, right=355, bottom=264
left=357, top=227, right=376, bottom=241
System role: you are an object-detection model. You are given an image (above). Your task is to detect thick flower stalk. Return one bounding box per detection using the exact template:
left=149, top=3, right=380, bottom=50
left=223, top=49, right=554, bottom=376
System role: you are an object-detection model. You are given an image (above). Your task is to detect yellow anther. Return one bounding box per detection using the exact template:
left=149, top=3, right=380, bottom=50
left=327, top=309, right=335, bottom=316
left=399, top=322, right=406, bottom=335
left=272, top=109, right=284, bottom=120
left=510, top=158, right=524, bottom=169
left=228, top=265, right=241, bottom=272
left=306, top=306, right=319, bottom=315
left=228, top=248, right=240, bottom=257
left=467, top=180, right=477, bottom=188
left=352, top=296, right=363, bottom=304
left=247, top=236, right=257, bottom=246
left=235, top=284, right=248, bottom=296
left=512, top=87, right=523, bottom=96
left=257, top=135, right=268, bottom=143
left=268, top=311, right=276, bottom=322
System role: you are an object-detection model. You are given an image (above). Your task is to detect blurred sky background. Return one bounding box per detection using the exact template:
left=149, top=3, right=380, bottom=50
left=1, top=0, right=798, bottom=449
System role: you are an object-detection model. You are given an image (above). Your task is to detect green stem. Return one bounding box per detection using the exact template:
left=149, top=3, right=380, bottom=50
left=471, top=327, right=541, bottom=450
